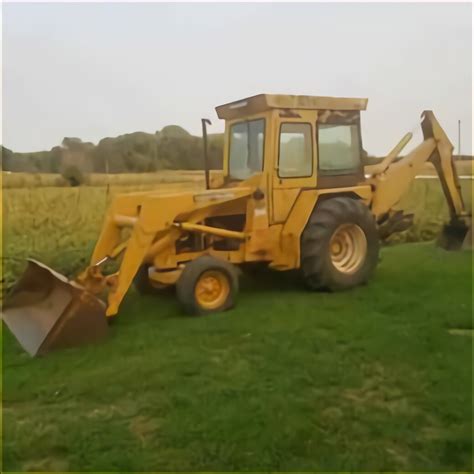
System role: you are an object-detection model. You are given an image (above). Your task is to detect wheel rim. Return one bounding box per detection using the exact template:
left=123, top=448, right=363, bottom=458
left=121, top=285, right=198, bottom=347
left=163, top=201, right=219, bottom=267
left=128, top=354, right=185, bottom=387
left=329, top=224, right=367, bottom=274
left=194, top=270, right=230, bottom=310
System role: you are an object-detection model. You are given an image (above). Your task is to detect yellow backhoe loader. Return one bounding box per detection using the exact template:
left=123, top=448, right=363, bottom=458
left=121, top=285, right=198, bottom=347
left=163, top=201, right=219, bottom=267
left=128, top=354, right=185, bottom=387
left=3, top=94, right=471, bottom=356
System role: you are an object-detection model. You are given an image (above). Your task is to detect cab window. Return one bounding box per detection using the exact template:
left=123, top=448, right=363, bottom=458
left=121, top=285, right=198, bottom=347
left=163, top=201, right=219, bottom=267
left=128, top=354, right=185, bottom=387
left=278, top=123, right=313, bottom=178
left=229, top=119, right=265, bottom=180
left=318, top=124, right=361, bottom=174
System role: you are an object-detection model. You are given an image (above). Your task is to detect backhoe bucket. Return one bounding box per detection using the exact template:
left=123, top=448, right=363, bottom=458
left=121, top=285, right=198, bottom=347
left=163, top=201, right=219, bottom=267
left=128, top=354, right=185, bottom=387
left=437, top=219, right=472, bottom=251
left=2, top=260, right=108, bottom=356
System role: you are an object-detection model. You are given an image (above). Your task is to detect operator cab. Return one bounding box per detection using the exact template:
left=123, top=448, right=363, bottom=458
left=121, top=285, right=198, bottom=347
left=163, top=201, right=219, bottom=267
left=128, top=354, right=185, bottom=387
left=216, top=93, right=367, bottom=188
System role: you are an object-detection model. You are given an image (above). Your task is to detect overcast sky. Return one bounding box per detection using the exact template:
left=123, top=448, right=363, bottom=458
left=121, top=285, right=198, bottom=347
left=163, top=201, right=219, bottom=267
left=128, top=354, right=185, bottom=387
left=3, top=2, right=472, bottom=155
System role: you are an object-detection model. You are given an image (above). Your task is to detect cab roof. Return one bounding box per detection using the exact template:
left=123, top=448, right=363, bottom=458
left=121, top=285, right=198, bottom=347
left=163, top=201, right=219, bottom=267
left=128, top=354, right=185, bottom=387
left=215, top=94, right=368, bottom=120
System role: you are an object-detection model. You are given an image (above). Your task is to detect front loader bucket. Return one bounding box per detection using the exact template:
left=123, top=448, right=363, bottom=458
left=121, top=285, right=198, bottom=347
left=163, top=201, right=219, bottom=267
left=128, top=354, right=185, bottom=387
left=437, top=219, right=472, bottom=251
left=2, top=260, right=108, bottom=356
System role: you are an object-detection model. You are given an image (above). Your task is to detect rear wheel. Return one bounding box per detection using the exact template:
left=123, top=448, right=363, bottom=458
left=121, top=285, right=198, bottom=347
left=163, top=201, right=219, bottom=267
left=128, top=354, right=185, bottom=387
left=176, top=256, right=238, bottom=315
left=301, top=197, right=379, bottom=290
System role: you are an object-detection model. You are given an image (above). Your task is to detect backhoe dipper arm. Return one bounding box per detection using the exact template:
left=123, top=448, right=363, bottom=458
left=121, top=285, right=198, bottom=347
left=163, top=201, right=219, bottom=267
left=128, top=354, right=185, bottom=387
left=420, top=110, right=467, bottom=222
left=369, top=111, right=468, bottom=224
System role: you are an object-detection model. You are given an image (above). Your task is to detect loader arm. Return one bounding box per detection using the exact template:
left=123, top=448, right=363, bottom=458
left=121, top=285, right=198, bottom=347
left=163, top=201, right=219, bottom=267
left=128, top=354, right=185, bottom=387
left=79, top=187, right=255, bottom=317
left=369, top=110, right=468, bottom=225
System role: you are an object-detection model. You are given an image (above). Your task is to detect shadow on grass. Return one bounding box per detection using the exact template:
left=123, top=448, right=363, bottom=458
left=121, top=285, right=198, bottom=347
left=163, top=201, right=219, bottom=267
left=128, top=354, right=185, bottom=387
left=239, top=263, right=305, bottom=292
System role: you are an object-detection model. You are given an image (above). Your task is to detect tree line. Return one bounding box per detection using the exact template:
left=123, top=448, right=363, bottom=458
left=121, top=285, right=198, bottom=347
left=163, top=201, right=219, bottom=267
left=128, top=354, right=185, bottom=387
left=1, top=125, right=224, bottom=176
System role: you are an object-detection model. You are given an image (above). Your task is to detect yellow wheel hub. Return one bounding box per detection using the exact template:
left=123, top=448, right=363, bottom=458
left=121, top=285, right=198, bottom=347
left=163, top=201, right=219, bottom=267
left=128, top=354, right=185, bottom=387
left=195, top=270, right=230, bottom=310
left=329, top=223, right=367, bottom=274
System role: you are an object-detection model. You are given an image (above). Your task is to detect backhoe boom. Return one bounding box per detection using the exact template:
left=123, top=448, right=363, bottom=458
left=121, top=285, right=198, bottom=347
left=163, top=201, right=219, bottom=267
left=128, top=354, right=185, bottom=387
left=369, top=111, right=469, bottom=226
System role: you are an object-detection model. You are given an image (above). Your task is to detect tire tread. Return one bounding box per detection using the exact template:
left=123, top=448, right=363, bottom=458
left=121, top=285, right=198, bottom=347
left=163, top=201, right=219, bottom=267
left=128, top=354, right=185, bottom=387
left=300, top=197, right=379, bottom=291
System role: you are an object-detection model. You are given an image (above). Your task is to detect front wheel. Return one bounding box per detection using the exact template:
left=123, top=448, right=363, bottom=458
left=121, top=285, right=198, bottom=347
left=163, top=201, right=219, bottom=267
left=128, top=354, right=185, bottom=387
left=176, top=256, right=239, bottom=315
left=301, top=197, right=380, bottom=291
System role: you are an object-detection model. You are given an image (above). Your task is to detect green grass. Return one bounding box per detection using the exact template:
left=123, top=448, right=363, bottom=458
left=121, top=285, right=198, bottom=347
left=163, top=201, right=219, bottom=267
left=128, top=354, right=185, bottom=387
left=2, top=243, right=472, bottom=471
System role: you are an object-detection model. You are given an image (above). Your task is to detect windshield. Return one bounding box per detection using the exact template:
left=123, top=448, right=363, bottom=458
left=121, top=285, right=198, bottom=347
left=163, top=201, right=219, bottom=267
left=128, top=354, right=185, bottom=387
left=229, top=119, right=265, bottom=180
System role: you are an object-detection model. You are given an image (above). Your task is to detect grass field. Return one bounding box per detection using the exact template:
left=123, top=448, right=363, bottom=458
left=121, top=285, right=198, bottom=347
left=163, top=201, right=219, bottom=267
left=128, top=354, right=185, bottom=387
left=391, top=177, right=472, bottom=243
left=1, top=169, right=211, bottom=188
left=3, top=243, right=472, bottom=471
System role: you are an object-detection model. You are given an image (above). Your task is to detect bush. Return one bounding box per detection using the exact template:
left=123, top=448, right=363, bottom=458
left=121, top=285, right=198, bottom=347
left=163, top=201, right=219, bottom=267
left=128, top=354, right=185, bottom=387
left=61, top=165, right=86, bottom=186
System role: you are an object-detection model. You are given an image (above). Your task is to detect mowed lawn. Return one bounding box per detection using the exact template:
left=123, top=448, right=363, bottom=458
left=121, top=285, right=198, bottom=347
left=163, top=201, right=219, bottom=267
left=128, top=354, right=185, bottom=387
left=2, top=243, right=472, bottom=471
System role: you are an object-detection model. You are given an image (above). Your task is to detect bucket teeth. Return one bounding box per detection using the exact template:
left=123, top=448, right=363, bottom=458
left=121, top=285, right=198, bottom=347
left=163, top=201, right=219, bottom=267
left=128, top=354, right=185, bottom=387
left=2, top=260, right=108, bottom=356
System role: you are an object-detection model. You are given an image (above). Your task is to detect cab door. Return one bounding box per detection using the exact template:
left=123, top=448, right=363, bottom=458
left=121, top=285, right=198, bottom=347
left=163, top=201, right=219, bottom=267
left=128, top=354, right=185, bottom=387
left=271, top=110, right=317, bottom=224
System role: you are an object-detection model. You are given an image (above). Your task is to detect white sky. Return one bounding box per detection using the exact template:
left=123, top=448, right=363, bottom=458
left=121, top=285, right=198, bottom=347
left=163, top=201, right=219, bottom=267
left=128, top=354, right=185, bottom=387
left=3, top=2, right=473, bottom=155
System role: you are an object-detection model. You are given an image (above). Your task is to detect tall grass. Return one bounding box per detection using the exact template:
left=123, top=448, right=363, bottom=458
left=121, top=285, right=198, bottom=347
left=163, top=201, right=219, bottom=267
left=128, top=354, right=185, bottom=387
left=390, top=178, right=472, bottom=243
left=2, top=170, right=209, bottom=188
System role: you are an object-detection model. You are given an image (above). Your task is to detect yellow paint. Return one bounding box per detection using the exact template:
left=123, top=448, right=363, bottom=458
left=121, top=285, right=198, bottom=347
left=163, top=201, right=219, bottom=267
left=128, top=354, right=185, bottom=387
left=194, top=270, right=230, bottom=310
left=366, top=132, right=413, bottom=176
left=216, top=93, right=367, bottom=120
left=149, top=268, right=182, bottom=286
left=329, top=224, right=367, bottom=274
left=175, top=222, right=246, bottom=241
left=271, top=109, right=318, bottom=222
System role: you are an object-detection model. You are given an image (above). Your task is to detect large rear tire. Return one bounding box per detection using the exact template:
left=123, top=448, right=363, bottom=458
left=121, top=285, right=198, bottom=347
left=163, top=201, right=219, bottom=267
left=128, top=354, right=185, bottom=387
left=301, top=197, right=379, bottom=291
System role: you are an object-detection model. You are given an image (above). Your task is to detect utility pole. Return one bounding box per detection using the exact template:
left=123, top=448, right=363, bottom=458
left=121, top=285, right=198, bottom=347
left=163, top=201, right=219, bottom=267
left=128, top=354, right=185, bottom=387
left=458, top=119, right=461, bottom=156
